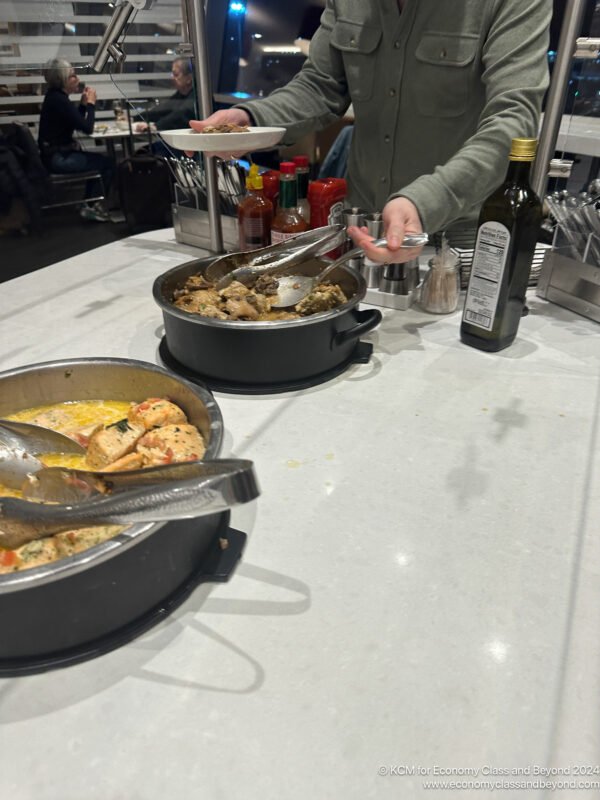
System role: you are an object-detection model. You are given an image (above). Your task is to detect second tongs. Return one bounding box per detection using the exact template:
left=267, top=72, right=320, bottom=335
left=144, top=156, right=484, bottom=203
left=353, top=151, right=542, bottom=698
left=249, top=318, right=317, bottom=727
left=0, top=459, right=260, bottom=550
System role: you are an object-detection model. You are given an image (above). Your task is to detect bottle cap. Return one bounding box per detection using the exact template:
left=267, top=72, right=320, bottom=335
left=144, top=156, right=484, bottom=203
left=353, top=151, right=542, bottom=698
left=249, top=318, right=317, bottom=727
left=292, top=155, right=309, bottom=168
left=279, top=161, right=297, bottom=175
left=509, top=138, right=538, bottom=161
left=245, top=162, right=263, bottom=190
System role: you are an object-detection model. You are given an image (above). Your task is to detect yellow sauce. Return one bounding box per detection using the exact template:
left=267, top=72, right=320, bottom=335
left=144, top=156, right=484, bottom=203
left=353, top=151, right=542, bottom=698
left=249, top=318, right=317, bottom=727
left=0, top=400, right=134, bottom=572
left=0, top=400, right=131, bottom=498
left=7, top=400, right=131, bottom=433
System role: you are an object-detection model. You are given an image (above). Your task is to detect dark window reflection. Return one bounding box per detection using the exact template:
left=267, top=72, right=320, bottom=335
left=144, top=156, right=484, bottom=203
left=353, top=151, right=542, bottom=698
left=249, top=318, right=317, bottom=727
left=214, top=0, right=325, bottom=101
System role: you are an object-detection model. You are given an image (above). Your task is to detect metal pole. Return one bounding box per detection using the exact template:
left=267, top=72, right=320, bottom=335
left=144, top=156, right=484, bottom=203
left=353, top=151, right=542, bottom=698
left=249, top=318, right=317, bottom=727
left=531, top=0, right=587, bottom=198
left=182, top=0, right=224, bottom=254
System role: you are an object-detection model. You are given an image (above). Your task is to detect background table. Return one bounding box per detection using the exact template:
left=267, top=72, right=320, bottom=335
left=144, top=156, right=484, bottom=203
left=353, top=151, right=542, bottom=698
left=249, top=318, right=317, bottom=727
left=83, top=125, right=157, bottom=159
left=1, top=229, right=599, bottom=800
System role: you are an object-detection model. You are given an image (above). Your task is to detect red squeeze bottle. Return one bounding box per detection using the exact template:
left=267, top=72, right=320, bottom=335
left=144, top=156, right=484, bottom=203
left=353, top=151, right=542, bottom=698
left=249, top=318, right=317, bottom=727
left=307, top=177, right=347, bottom=229
left=261, top=169, right=280, bottom=213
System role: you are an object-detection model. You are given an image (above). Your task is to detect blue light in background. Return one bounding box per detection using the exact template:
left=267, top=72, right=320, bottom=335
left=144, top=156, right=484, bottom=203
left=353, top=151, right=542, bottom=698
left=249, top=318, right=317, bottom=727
left=229, top=1, right=246, bottom=14
left=231, top=91, right=252, bottom=98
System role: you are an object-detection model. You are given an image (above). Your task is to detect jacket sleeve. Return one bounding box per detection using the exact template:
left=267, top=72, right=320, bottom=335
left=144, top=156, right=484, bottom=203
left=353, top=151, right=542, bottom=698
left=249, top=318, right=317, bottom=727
left=151, top=96, right=196, bottom=131
left=391, top=0, right=552, bottom=232
left=64, top=95, right=95, bottom=136
left=236, top=0, right=349, bottom=143
left=145, top=93, right=173, bottom=123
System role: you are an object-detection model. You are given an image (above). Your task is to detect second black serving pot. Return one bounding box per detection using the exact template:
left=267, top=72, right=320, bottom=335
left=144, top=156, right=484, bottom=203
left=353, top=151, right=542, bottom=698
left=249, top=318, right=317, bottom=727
left=0, top=358, right=255, bottom=674
left=153, top=255, right=382, bottom=385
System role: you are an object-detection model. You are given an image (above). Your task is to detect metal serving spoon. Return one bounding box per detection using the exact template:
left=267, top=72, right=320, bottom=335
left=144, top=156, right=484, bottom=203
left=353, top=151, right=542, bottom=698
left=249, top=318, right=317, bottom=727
left=0, top=459, right=259, bottom=550
left=271, top=233, right=428, bottom=307
left=206, top=225, right=347, bottom=290
left=0, top=420, right=85, bottom=490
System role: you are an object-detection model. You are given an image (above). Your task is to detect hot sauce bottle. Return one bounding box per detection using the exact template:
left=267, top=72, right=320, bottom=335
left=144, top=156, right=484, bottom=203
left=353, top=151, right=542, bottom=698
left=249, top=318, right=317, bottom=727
left=270, top=162, right=309, bottom=244
left=292, top=154, right=311, bottom=224
left=237, top=163, right=273, bottom=251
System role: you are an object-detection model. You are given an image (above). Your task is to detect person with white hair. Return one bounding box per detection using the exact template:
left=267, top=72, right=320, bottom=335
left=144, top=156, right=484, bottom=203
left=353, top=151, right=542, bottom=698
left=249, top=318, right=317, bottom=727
left=38, top=58, right=113, bottom=222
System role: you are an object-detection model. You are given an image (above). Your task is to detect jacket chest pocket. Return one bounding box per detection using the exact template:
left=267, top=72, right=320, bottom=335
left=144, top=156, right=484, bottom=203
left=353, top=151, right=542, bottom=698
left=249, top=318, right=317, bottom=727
left=331, top=19, right=382, bottom=103
left=414, top=32, right=478, bottom=118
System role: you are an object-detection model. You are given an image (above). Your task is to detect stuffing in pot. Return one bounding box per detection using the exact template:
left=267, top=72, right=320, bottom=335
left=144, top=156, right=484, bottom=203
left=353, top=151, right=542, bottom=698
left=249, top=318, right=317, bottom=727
left=172, top=271, right=348, bottom=322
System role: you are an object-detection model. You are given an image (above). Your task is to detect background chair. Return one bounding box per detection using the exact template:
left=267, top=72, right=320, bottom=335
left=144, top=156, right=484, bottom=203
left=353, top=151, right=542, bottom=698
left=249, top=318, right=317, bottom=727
left=9, top=122, right=106, bottom=211
left=41, top=170, right=105, bottom=211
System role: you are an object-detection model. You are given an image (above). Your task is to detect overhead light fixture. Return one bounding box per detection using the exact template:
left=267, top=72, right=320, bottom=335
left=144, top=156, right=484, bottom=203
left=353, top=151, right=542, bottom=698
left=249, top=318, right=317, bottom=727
left=89, top=0, right=157, bottom=73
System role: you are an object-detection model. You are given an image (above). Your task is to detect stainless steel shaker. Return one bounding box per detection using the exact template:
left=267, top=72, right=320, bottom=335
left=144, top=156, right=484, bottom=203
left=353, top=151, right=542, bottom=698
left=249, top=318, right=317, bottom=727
left=342, top=207, right=367, bottom=228
left=379, top=259, right=420, bottom=295
left=341, top=207, right=367, bottom=271
left=361, top=212, right=385, bottom=288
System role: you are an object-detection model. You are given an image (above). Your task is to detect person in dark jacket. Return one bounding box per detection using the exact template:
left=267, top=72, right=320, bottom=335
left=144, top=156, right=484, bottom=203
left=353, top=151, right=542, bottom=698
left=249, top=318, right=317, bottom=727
left=135, top=57, right=196, bottom=158
left=141, top=58, right=196, bottom=132
left=38, top=58, right=113, bottom=222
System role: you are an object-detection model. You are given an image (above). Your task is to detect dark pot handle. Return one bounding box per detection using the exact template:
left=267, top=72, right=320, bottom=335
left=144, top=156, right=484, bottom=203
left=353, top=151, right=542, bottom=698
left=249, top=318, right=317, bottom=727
left=333, top=308, right=383, bottom=348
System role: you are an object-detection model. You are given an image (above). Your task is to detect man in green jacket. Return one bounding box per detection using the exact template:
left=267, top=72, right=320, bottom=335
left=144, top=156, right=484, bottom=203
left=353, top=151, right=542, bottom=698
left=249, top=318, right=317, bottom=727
left=191, top=0, right=552, bottom=263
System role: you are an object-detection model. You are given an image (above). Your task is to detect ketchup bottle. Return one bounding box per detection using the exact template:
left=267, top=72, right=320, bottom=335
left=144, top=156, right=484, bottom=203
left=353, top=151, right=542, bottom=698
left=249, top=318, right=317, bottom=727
left=270, top=162, right=309, bottom=244
left=261, top=170, right=280, bottom=213
left=237, top=163, right=273, bottom=251
left=307, top=177, right=347, bottom=229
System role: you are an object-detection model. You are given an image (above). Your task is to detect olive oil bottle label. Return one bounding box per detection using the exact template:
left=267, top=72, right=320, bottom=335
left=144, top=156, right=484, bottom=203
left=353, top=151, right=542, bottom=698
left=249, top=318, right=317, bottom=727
left=462, top=221, right=510, bottom=331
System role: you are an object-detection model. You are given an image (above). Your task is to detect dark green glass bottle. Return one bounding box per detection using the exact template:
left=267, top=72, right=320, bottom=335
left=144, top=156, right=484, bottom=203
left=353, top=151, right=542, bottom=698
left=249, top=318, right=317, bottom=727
left=460, top=138, right=542, bottom=352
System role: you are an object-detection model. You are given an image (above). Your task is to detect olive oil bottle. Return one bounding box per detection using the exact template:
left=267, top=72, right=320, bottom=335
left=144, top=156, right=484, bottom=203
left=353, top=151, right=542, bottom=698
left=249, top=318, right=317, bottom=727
left=460, top=138, right=542, bottom=352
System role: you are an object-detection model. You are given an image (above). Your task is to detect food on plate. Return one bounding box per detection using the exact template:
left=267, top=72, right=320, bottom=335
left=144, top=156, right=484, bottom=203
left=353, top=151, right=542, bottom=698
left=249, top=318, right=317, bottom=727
left=202, top=123, right=250, bottom=134
left=172, top=272, right=348, bottom=322
left=0, top=397, right=206, bottom=573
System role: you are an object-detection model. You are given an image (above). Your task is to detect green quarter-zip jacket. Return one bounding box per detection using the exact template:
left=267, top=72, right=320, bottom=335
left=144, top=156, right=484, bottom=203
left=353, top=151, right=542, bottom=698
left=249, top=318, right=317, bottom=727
left=238, top=0, right=552, bottom=234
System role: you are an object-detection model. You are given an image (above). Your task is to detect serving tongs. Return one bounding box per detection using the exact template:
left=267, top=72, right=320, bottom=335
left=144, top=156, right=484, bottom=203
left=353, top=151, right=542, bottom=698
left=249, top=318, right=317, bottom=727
left=0, top=420, right=85, bottom=489
left=271, top=234, right=429, bottom=307
left=0, top=459, right=260, bottom=550
left=205, top=224, right=347, bottom=289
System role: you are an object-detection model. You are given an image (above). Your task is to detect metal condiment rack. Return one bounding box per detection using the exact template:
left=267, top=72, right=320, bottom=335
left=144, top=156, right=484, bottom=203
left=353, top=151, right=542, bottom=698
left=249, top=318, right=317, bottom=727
left=172, top=194, right=239, bottom=252
left=536, top=231, right=600, bottom=324
left=362, top=264, right=424, bottom=311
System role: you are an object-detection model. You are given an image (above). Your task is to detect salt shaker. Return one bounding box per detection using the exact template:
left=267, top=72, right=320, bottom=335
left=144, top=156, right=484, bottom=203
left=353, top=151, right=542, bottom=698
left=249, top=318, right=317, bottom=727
left=419, top=234, right=461, bottom=314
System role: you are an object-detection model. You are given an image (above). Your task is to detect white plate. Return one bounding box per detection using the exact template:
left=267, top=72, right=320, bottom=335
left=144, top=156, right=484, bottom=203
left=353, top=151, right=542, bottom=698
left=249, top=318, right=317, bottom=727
left=159, top=126, right=285, bottom=153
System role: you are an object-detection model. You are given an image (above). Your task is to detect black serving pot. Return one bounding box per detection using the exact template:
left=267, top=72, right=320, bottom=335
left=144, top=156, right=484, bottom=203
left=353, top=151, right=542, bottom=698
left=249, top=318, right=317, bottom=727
left=0, top=358, right=248, bottom=675
left=153, top=255, right=382, bottom=385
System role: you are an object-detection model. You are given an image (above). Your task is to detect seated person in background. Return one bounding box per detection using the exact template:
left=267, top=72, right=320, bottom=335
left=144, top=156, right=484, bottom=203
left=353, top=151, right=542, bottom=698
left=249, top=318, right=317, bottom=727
left=138, top=58, right=196, bottom=158
left=144, top=58, right=195, bottom=130
left=38, top=58, right=113, bottom=222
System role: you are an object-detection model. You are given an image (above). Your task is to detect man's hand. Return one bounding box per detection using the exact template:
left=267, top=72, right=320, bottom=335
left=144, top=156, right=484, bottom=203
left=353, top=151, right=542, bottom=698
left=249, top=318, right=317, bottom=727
left=347, top=197, right=424, bottom=263
left=189, top=109, right=252, bottom=159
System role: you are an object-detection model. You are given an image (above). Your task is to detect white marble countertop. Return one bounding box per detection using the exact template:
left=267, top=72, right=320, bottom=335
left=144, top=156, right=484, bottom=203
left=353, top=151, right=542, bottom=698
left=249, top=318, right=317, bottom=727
left=1, top=229, right=599, bottom=800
